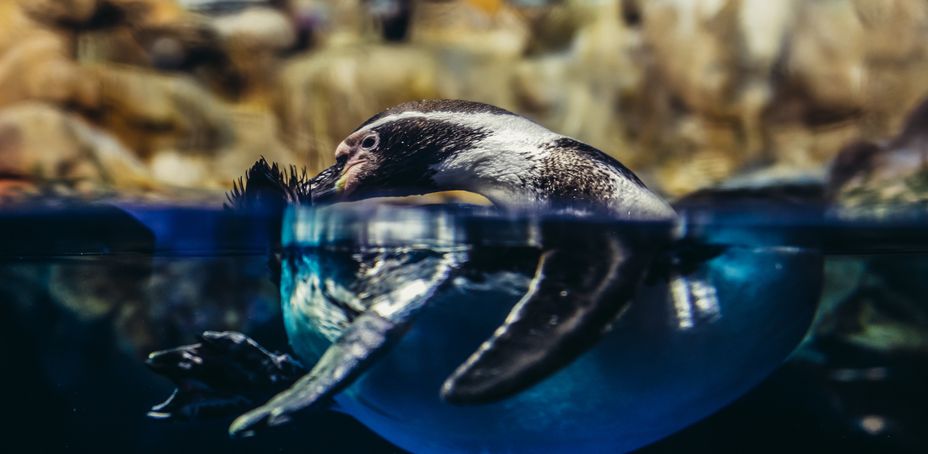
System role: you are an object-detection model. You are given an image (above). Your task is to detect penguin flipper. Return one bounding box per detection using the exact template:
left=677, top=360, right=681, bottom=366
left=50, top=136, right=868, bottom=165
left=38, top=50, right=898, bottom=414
left=441, top=226, right=654, bottom=404
left=230, top=251, right=459, bottom=436
left=229, top=312, right=399, bottom=437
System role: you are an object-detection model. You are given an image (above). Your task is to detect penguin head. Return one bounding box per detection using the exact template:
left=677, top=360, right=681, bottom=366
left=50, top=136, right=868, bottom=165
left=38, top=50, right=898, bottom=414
left=311, top=100, right=551, bottom=204
left=320, top=116, right=455, bottom=201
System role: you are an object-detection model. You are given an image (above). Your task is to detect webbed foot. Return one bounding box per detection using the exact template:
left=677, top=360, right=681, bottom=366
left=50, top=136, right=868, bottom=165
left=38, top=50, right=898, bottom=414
left=146, top=331, right=305, bottom=420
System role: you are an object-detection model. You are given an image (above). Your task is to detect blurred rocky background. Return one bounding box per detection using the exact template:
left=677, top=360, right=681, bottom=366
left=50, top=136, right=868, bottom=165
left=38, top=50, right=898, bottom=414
left=3, top=0, right=928, bottom=202
left=3, top=1, right=928, bottom=452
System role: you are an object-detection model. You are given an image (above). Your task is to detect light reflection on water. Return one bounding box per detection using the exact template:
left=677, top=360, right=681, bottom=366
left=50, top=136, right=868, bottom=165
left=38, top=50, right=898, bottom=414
left=670, top=275, right=720, bottom=330
left=279, top=203, right=822, bottom=452
left=0, top=203, right=926, bottom=452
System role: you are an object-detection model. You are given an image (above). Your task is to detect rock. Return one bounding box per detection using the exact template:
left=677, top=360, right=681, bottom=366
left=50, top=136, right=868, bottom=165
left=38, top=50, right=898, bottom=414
left=7, top=0, right=928, bottom=202
left=0, top=179, right=39, bottom=204
left=275, top=45, right=442, bottom=171
left=273, top=1, right=659, bottom=180
left=637, top=0, right=795, bottom=192
left=77, top=2, right=296, bottom=100
left=73, top=0, right=194, bottom=68
left=91, top=66, right=233, bottom=158
left=177, top=0, right=269, bottom=14
left=71, top=1, right=200, bottom=67
left=0, top=102, right=156, bottom=200
left=212, top=7, right=297, bottom=101
left=409, top=0, right=530, bottom=57
left=0, top=0, right=304, bottom=194
left=0, top=33, right=99, bottom=110
left=813, top=96, right=928, bottom=357
left=786, top=0, right=928, bottom=130
left=828, top=97, right=928, bottom=218
left=0, top=221, right=280, bottom=359
left=51, top=256, right=153, bottom=322
left=637, top=0, right=928, bottom=196
left=642, top=1, right=784, bottom=132
left=212, top=7, right=296, bottom=51
left=815, top=257, right=928, bottom=354
left=17, top=0, right=100, bottom=25
left=147, top=105, right=297, bottom=190
left=108, top=0, right=187, bottom=26
left=90, top=65, right=297, bottom=190
left=512, top=0, right=586, bottom=54
left=287, top=0, right=378, bottom=47
left=141, top=257, right=280, bottom=351
left=0, top=2, right=99, bottom=110
left=510, top=0, right=646, bottom=176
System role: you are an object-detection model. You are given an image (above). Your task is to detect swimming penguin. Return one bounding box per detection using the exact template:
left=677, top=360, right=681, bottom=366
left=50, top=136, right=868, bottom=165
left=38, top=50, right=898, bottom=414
left=310, top=99, right=675, bottom=219
left=148, top=100, right=684, bottom=435
left=219, top=100, right=682, bottom=432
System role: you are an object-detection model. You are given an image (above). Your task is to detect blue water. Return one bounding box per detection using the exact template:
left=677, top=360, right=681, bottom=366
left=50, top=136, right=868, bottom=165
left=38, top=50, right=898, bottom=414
left=0, top=202, right=925, bottom=452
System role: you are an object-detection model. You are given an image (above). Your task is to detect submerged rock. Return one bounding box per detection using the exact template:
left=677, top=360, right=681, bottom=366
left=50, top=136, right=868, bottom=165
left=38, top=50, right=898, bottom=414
left=829, top=97, right=928, bottom=217
left=809, top=96, right=928, bottom=363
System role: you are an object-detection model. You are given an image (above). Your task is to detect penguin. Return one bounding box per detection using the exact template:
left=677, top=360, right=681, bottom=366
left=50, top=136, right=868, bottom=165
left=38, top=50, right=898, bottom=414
left=148, top=100, right=681, bottom=436
left=216, top=100, right=680, bottom=434
left=309, top=99, right=675, bottom=219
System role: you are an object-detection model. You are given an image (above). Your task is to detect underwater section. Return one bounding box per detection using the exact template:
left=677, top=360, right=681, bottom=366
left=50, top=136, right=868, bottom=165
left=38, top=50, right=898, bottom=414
left=1, top=202, right=927, bottom=451
left=281, top=204, right=822, bottom=452
left=3, top=1, right=928, bottom=452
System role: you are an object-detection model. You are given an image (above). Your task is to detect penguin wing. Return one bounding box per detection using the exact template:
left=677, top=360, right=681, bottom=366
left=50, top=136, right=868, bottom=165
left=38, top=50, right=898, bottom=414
left=229, top=251, right=459, bottom=437
left=441, top=221, right=658, bottom=403
left=229, top=312, right=398, bottom=436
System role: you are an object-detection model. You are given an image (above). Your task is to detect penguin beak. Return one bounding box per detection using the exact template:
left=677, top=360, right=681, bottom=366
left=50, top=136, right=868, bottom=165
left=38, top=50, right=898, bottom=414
left=309, top=164, right=343, bottom=204
left=311, top=156, right=374, bottom=203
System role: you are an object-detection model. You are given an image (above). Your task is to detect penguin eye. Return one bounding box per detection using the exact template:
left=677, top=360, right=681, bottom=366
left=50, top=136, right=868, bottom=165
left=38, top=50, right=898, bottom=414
left=360, top=134, right=379, bottom=151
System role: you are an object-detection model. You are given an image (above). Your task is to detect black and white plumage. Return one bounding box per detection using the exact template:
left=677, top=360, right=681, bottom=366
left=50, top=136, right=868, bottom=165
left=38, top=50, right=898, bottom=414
left=153, top=100, right=680, bottom=436
left=223, top=100, right=678, bottom=433
left=312, top=99, right=675, bottom=219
